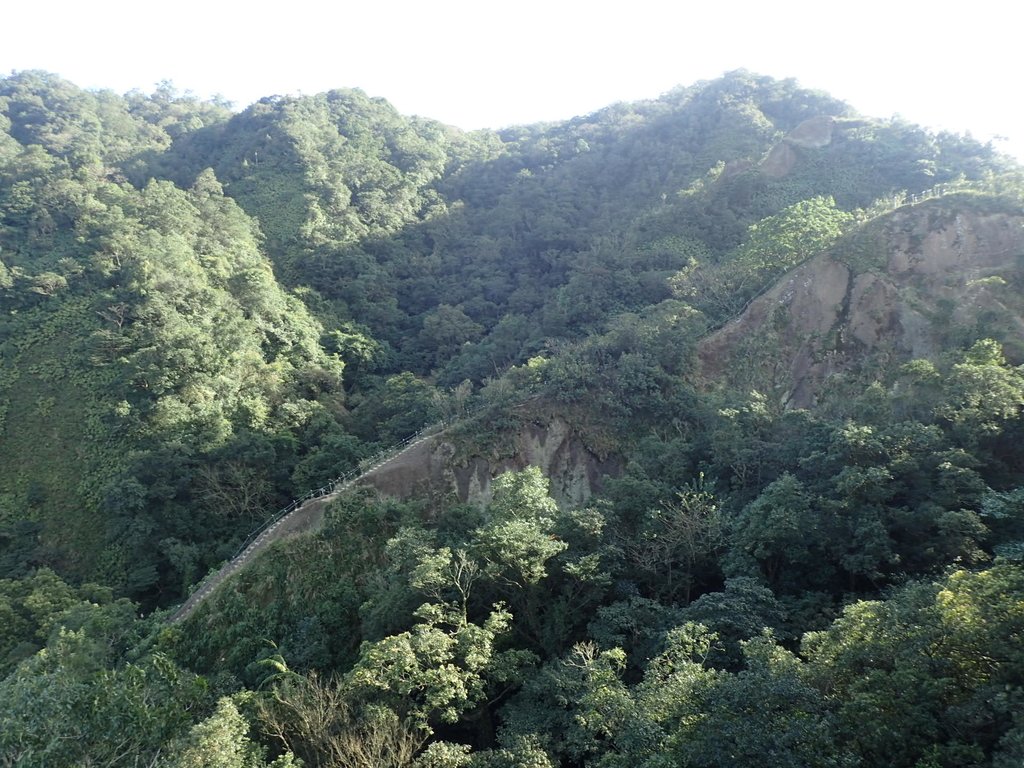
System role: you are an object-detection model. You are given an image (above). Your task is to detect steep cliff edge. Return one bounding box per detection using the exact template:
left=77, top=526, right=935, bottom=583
left=170, top=414, right=620, bottom=621
left=699, top=197, right=1024, bottom=407
left=355, top=416, right=621, bottom=508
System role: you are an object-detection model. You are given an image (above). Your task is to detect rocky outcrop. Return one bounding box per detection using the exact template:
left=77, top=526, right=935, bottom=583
left=699, top=200, right=1024, bottom=407
left=170, top=415, right=620, bottom=622
left=785, top=115, right=836, bottom=149
left=356, top=417, right=621, bottom=508
left=760, top=115, right=836, bottom=178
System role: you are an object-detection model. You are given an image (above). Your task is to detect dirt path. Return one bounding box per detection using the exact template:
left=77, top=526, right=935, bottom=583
left=168, top=429, right=443, bottom=624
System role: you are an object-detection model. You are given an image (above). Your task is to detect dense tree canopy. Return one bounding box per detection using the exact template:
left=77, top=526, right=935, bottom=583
left=1, top=69, right=1023, bottom=766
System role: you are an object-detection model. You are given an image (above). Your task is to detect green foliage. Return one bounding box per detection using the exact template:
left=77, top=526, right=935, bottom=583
left=803, top=565, right=1024, bottom=767
left=681, top=577, right=786, bottom=669
left=0, top=605, right=212, bottom=766
left=0, top=568, right=113, bottom=677
left=661, top=634, right=850, bottom=768
left=937, top=339, right=1024, bottom=442
left=349, top=601, right=516, bottom=731
left=350, top=372, right=439, bottom=444
left=734, top=195, right=853, bottom=270
left=623, top=474, right=724, bottom=603
left=169, top=524, right=373, bottom=680
left=1, top=68, right=1023, bottom=768
left=726, top=473, right=828, bottom=591
left=473, top=467, right=566, bottom=588
left=170, top=695, right=298, bottom=768
left=0, top=84, right=352, bottom=600
left=671, top=196, right=854, bottom=320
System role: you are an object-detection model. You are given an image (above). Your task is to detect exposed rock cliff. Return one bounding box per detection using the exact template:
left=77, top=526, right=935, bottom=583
left=760, top=115, right=837, bottom=178
left=699, top=197, right=1024, bottom=407
left=355, top=417, right=621, bottom=508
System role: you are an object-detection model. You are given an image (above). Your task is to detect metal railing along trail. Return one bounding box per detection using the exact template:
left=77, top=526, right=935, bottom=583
left=167, top=422, right=448, bottom=623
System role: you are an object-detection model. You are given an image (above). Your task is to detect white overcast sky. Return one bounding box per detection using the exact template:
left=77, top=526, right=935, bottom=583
left=3, top=0, right=1021, bottom=161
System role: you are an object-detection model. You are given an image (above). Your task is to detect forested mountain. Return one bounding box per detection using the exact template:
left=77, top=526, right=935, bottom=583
left=1, top=69, right=1023, bottom=767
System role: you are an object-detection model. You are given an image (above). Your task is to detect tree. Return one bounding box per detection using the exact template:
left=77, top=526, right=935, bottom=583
left=937, top=339, right=1024, bottom=445
left=498, top=641, right=636, bottom=766
left=726, top=473, right=832, bottom=592
left=682, top=577, right=786, bottom=669
left=472, top=468, right=567, bottom=590
left=663, top=633, right=850, bottom=768
left=171, top=695, right=298, bottom=768
left=625, top=474, right=723, bottom=603
left=0, top=633, right=209, bottom=766
left=671, top=197, right=854, bottom=319
left=348, top=597, right=519, bottom=733
left=418, top=305, right=485, bottom=370
left=803, top=564, right=1024, bottom=767
left=257, top=670, right=423, bottom=768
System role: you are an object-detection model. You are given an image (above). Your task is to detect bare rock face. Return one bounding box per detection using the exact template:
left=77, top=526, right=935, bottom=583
left=699, top=201, right=1024, bottom=407
left=785, top=115, right=836, bottom=148
left=353, top=436, right=456, bottom=501
left=760, top=141, right=799, bottom=178
left=759, top=115, right=836, bottom=178
left=356, top=417, right=621, bottom=508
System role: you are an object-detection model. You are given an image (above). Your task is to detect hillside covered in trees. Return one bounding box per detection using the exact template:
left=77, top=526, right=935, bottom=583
left=1, top=69, right=1023, bottom=767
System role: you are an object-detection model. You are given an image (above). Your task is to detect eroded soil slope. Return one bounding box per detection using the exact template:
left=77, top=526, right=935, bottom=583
left=699, top=198, right=1024, bottom=406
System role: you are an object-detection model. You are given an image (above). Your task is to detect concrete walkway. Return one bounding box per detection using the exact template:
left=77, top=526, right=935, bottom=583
left=168, top=429, right=443, bottom=623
